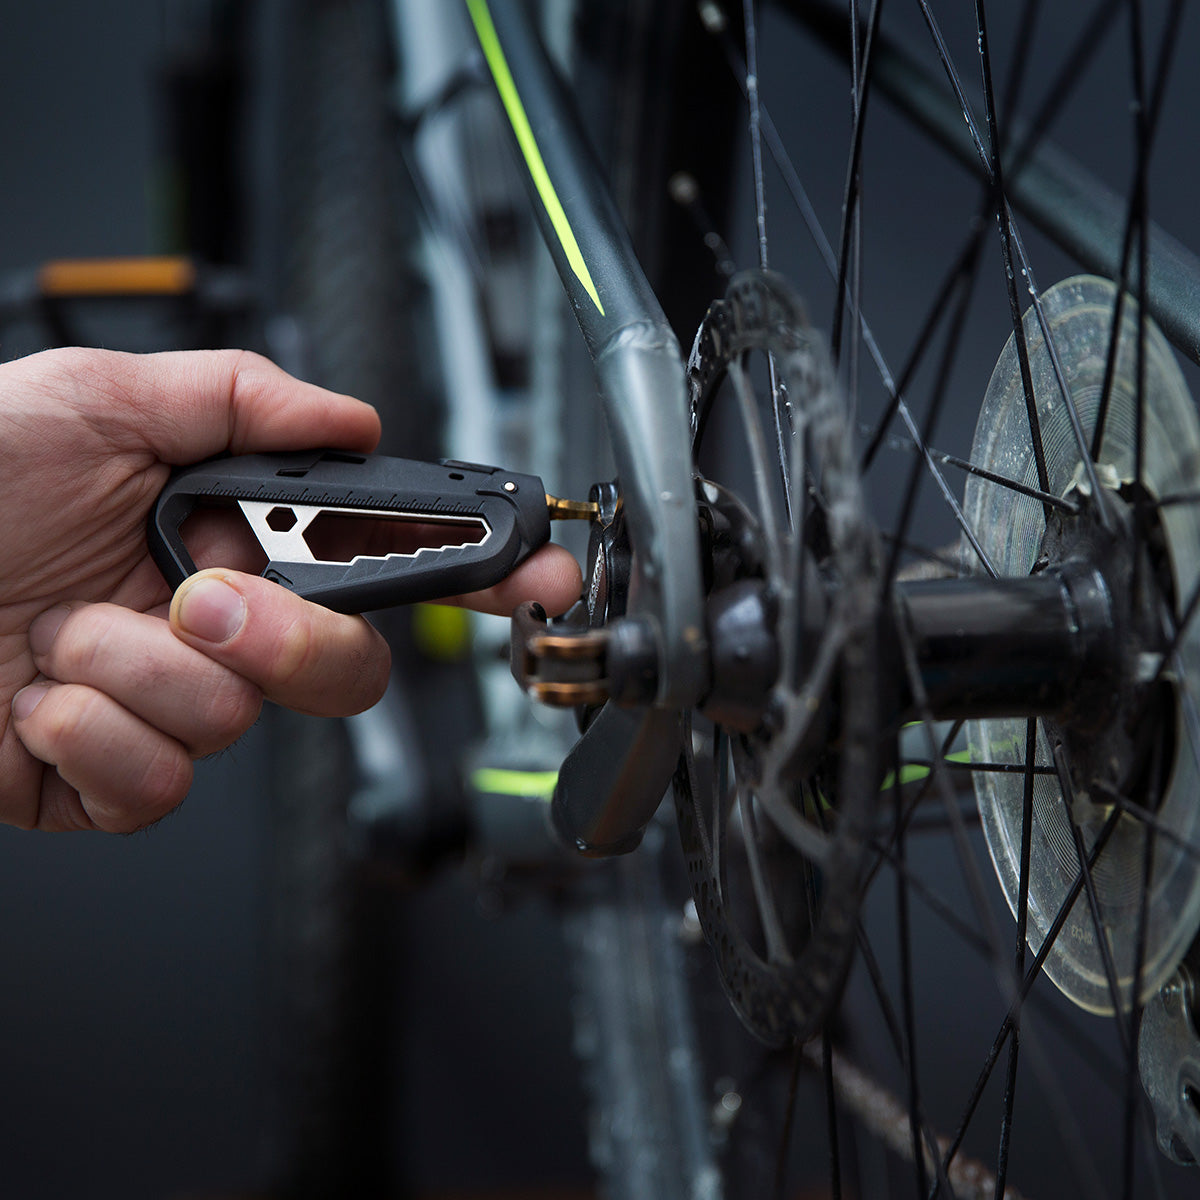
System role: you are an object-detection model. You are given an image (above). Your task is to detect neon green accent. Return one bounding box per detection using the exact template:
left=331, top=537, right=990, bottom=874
left=412, top=603, right=472, bottom=661
left=465, top=0, right=605, bottom=315
left=881, top=750, right=972, bottom=791
left=881, top=763, right=931, bottom=790
left=471, top=767, right=559, bottom=801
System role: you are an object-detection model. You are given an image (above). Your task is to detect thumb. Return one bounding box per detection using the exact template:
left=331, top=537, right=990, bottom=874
left=169, top=569, right=391, bottom=717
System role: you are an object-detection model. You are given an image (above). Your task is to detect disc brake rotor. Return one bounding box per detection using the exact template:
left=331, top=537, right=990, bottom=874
left=674, top=269, right=880, bottom=1046
left=964, top=275, right=1200, bottom=1012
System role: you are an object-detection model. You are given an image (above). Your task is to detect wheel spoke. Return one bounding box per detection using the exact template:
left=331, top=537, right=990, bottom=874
left=1123, top=731, right=1160, bottom=1200
left=915, top=0, right=1111, bottom=524
left=1092, top=0, right=1184, bottom=466
left=829, top=0, right=883, bottom=366
left=1008, top=0, right=1122, bottom=181
left=860, top=228, right=986, bottom=474
left=822, top=1035, right=843, bottom=1200
left=1049, top=741, right=1131, bottom=1055
left=966, top=1, right=1053, bottom=516
left=871, top=811, right=1126, bottom=1087
left=881, top=239, right=980, bottom=592
left=1010, top=218, right=1112, bottom=523
left=859, top=0, right=1122, bottom=483
left=1098, top=785, right=1200, bottom=864
left=855, top=922, right=957, bottom=1197
left=740, top=0, right=795, bottom=520
left=868, top=833, right=989, bottom=962
left=863, top=723, right=966, bottom=892
left=740, top=790, right=794, bottom=965
left=703, top=6, right=1000, bottom=577
left=811, top=1040, right=1032, bottom=1200
left=994, top=719, right=1036, bottom=1198
left=900, top=759, right=1057, bottom=778
left=743, top=0, right=769, bottom=273
left=891, top=622, right=1052, bottom=1100
left=936, top=808, right=1123, bottom=1192
left=894, top=771, right=930, bottom=1198
left=913, top=0, right=991, bottom=173
left=866, top=424, right=1081, bottom=516
left=773, top=1043, right=805, bottom=1200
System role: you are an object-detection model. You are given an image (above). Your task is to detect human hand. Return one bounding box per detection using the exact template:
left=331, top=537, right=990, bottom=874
left=0, top=347, right=581, bottom=832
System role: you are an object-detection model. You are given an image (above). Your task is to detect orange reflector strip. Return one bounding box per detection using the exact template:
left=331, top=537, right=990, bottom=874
left=38, top=256, right=197, bottom=298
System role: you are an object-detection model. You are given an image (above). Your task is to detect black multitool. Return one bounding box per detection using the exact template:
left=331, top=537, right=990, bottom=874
left=149, top=450, right=594, bottom=613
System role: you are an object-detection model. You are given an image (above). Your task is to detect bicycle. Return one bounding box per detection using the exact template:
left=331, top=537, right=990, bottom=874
left=5, top=2, right=1200, bottom=1198
left=409, top=2, right=1200, bottom=1197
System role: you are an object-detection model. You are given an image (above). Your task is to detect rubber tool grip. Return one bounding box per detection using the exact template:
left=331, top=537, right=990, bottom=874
left=149, top=450, right=551, bottom=613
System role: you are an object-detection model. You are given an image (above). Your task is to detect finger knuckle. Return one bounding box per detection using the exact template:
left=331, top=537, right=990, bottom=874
left=38, top=687, right=97, bottom=757
left=273, top=613, right=320, bottom=690
left=199, top=676, right=263, bottom=749
left=141, top=745, right=194, bottom=819
left=225, top=349, right=277, bottom=401
left=55, top=606, right=112, bottom=677
left=91, top=746, right=193, bottom=833
left=35, top=776, right=97, bottom=833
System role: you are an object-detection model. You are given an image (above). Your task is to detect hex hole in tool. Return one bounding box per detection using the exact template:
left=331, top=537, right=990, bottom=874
left=302, top=511, right=488, bottom=563
left=180, top=501, right=269, bottom=576
left=266, top=506, right=298, bottom=532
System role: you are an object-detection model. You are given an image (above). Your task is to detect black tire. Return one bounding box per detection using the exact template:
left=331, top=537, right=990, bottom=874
left=258, top=2, right=440, bottom=1194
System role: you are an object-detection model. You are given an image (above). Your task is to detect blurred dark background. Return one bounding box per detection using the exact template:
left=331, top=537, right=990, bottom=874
left=0, top=4, right=271, bottom=1195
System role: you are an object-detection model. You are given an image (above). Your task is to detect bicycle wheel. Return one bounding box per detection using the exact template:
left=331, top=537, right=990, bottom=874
left=256, top=0, right=442, bottom=1193
left=493, top=1, right=1200, bottom=1196
left=638, top=3, right=1200, bottom=1197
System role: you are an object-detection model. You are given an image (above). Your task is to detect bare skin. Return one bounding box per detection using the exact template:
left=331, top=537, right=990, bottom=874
left=0, top=347, right=582, bottom=833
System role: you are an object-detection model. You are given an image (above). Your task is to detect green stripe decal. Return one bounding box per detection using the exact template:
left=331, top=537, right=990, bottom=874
left=471, top=767, right=559, bottom=801
left=466, top=0, right=605, bottom=315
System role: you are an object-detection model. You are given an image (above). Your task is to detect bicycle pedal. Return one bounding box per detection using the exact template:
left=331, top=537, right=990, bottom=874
left=149, top=449, right=552, bottom=613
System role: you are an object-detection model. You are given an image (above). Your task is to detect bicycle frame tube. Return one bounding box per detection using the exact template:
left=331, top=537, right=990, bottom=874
left=465, top=0, right=709, bottom=708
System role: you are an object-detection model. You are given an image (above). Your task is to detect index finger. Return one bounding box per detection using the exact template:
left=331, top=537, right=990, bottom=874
left=442, top=543, right=582, bottom=617
left=44, top=347, right=382, bottom=464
